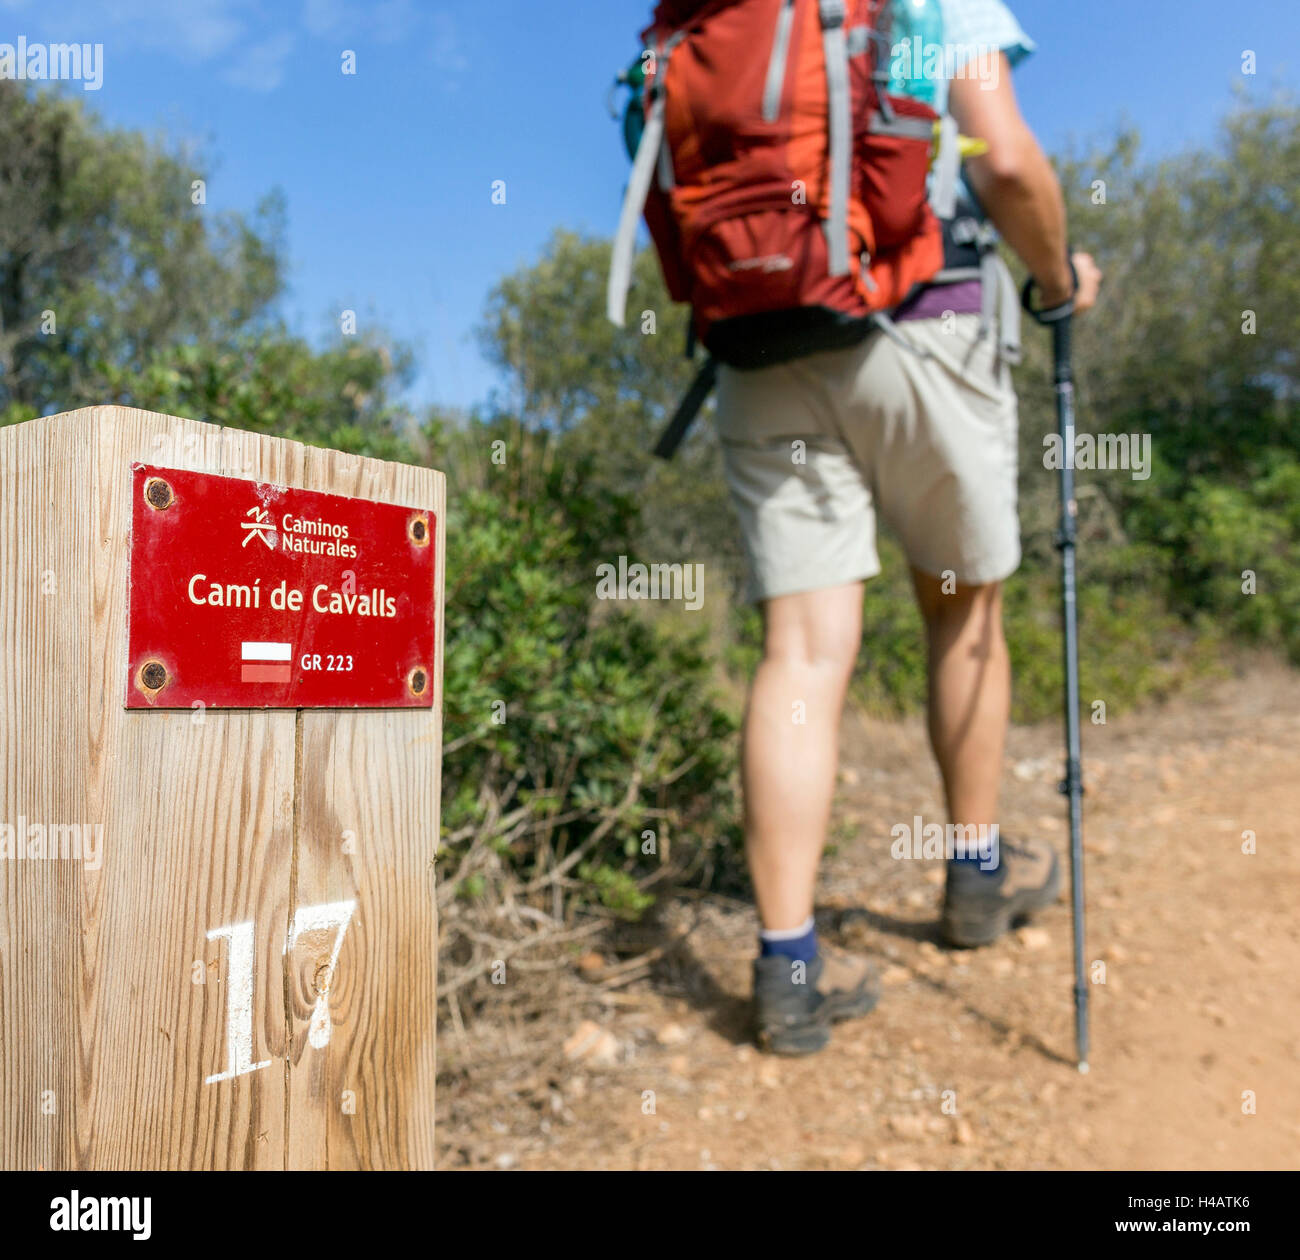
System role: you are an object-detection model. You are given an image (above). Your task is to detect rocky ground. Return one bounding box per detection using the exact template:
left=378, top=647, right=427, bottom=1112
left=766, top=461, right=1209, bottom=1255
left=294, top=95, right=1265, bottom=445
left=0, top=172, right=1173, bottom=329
left=437, top=667, right=1300, bottom=1170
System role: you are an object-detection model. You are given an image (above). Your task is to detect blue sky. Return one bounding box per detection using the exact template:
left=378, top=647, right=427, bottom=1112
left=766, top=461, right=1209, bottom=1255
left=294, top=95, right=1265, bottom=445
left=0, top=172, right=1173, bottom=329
left=4, top=0, right=1296, bottom=416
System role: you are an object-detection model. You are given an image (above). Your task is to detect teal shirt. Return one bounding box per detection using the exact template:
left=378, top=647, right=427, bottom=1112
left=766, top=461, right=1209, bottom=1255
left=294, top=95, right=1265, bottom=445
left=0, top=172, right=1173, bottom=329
left=933, top=0, right=1036, bottom=116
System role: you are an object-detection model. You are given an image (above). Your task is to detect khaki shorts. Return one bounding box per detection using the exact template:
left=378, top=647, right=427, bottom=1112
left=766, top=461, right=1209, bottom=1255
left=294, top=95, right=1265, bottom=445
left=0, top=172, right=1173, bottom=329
left=715, top=313, right=1021, bottom=603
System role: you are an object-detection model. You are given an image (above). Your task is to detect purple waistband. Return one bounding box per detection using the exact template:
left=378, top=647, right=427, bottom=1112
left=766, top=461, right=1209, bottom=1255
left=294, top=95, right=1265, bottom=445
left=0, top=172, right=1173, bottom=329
left=894, top=278, right=982, bottom=323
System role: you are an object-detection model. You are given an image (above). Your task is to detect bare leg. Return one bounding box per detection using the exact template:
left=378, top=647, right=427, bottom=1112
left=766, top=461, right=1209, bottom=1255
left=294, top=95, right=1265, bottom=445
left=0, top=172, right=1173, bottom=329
left=910, top=569, right=1009, bottom=828
left=742, top=583, right=863, bottom=931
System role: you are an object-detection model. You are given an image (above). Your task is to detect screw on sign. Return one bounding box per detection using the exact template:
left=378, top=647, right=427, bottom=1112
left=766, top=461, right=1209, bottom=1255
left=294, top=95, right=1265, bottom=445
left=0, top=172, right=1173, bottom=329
left=144, top=476, right=174, bottom=511
left=125, top=464, right=437, bottom=709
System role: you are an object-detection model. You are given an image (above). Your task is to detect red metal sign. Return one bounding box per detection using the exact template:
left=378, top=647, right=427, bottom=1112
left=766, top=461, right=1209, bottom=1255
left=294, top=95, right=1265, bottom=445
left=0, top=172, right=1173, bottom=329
left=126, top=464, right=436, bottom=709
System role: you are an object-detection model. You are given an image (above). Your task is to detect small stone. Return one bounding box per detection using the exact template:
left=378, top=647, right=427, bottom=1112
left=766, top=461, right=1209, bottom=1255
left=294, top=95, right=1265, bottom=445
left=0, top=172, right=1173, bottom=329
left=837, top=1143, right=867, bottom=1166
left=954, top=1118, right=974, bottom=1145
left=562, top=1020, right=619, bottom=1067
left=576, top=952, right=606, bottom=975
left=656, top=1022, right=689, bottom=1046
left=887, top=1114, right=928, bottom=1139
left=1017, top=926, right=1051, bottom=950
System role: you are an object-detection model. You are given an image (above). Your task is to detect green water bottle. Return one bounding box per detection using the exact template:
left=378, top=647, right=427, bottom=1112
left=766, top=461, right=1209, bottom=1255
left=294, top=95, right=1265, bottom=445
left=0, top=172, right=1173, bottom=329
left=616, top=51, right=650, bottom=160
left=887, top=0, right=944, bottom=105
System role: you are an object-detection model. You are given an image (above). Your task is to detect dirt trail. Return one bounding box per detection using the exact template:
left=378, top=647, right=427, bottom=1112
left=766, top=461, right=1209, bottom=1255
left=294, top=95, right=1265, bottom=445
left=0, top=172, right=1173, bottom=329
left=437, top=668, right=1300, bottom=1170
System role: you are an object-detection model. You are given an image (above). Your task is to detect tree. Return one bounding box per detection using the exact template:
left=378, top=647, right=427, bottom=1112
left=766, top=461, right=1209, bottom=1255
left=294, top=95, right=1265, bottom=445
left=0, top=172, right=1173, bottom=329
left=477, top=229, right=747, bottom=598
left=0, top=81, right=281, bottom=420
left=1035, top=98, right=1300, bottom=656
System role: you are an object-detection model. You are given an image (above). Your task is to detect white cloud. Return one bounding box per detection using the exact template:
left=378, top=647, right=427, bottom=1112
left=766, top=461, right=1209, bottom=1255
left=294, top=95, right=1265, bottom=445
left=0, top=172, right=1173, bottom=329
left=300, top=0, right=417, bottom=44
left=2, top=0, right=441, bottom=91
left=222, top=30, right=296, bottom=93
left=38, top=0, right=252, bottom=61
left=301, top=0, right=348, bottom=38
left=430, top=10, right=467, bottom=78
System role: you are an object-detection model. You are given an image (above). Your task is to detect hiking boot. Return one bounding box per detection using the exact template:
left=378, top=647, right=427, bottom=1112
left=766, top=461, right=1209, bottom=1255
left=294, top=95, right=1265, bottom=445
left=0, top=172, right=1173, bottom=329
left=752, top=944, right=880, bottom=1056
left=941, top=835, right=1062, bottom=948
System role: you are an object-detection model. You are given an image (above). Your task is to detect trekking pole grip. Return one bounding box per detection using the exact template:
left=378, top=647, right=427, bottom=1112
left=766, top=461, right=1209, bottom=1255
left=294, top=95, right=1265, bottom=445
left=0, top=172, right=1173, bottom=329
left=1022, top=256, right=1078, bottom=384
left=1021, top=255, right=1079, bottom=330
left=1052, top=314, right=1072, bottom=385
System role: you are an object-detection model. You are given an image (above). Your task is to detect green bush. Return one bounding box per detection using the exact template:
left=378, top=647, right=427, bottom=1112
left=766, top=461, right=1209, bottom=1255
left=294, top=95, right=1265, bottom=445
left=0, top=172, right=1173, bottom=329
left=437, top=471, right=743, bottom=932
left=1174, top=457, right=1300, bottom=658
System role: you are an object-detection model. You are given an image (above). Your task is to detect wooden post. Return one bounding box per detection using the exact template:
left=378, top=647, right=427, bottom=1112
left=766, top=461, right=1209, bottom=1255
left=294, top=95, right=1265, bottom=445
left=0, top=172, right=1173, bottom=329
left=0, top=407, right=443, bottom=1169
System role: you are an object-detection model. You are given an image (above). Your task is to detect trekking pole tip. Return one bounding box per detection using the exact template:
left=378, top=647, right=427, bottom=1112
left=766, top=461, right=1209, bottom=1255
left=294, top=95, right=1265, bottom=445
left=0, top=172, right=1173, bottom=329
left=1077, top=1060, right=1090, bottom=1075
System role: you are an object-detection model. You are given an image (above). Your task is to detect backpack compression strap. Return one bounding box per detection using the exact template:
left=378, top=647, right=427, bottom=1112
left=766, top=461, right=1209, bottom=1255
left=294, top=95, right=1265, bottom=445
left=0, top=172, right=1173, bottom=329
left=652, top=355, right=718, bottom=460
left=930, top=114, right=961, bottom=220
left=820, top=0, right=852, bottom=276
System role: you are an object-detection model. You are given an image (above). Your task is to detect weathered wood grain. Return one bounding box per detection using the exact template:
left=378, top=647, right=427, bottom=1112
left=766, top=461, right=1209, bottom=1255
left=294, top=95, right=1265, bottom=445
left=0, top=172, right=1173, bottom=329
left=0, top=407, right=442, bottom=1169
left=286, top=443, right=442, bottom=1171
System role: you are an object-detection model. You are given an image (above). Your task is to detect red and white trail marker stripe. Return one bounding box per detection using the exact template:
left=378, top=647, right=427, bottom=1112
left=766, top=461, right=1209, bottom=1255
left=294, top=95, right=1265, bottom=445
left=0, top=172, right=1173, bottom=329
left=241, top=641, right=292, bottom=684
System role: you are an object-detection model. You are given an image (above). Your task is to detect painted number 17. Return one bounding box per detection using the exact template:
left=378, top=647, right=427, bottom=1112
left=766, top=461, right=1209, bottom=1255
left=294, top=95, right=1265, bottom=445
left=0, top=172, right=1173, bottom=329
left=204, top=900, right=356, bottom=1085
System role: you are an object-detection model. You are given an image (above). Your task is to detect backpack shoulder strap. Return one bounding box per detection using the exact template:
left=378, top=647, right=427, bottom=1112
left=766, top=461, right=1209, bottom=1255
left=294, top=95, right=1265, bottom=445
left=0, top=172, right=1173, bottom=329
left=607, top=35, right=685, bottom=327
left=607, top=92, right=665, bottom=327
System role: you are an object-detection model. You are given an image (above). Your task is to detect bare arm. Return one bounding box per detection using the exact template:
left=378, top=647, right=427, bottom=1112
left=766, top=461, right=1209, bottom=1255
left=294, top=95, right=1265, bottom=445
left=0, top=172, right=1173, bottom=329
left=948, top=53, right=1092, bottom=310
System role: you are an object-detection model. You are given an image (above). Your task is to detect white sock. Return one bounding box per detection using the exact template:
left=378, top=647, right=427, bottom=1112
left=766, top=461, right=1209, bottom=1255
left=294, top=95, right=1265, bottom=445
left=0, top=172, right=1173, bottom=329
left=759, top=914, right=815, bottom=942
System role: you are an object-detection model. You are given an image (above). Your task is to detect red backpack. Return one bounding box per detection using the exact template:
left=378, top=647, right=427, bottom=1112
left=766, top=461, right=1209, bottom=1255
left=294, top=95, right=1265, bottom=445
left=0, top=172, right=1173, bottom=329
left=608, top=0, right=950, bottom=388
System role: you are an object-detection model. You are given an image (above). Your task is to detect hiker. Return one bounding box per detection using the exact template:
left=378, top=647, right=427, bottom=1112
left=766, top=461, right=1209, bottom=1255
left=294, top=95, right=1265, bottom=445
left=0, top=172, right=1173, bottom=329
left=730, top=2, right=1100, bottom=1054
left=609, top=0, right=1101, bottom=1055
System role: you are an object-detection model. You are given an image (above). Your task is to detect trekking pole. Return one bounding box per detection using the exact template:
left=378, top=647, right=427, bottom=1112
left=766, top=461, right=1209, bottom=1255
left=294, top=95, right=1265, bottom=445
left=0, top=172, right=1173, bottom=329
left=1022, top=264, right=1090, bottom=1073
